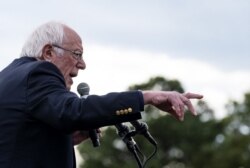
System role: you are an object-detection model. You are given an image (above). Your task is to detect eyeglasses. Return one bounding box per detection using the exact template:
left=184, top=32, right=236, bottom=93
left=52, top=44, right=83, bottom=61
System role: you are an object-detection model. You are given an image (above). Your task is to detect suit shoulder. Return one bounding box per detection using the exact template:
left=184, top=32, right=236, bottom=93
left=30, top=61, right=61, bottom=75
left=13, top=57, right=65, bottom=85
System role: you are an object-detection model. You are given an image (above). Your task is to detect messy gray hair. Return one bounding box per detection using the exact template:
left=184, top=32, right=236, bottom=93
left=20, top=21, right=65, bottom=57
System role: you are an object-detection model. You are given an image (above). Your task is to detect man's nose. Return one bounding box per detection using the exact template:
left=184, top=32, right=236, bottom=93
left=77, top=59, right=86, bottom=70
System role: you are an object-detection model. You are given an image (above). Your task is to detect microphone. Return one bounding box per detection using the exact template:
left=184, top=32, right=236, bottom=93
left=115, top=123, right=130, bottom=139
left=77, top=82, right=100, bottom=147
left=130, top=120, right=157, bottom=145
left=115, top=123, right=138, bottom=152
left=77, top=82, right=90, bottom=98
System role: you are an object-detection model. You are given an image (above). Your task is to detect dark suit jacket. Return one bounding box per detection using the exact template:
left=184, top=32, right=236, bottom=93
left=0, top=57, right=143, bottom=168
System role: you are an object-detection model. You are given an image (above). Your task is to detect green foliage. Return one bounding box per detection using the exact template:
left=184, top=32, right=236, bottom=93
left=128, top=76, right=184, bottom=93
left=77, top=76, right=250, bottom=168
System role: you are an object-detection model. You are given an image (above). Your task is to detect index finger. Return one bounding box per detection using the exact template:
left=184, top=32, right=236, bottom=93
left=183, top=92, right=203, bottom=99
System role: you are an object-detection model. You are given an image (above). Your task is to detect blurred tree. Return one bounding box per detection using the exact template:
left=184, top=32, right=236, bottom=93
left=77, top=76, right=250, bottom=168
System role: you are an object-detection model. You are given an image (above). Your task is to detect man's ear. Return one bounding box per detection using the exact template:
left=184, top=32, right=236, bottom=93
left=41, top=44, right=54, bottom=61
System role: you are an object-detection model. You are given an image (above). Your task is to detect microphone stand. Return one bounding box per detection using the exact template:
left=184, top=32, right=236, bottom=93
left=116, top=124, right=143, bottom=168
left=116, top=122, right=158, bottom=168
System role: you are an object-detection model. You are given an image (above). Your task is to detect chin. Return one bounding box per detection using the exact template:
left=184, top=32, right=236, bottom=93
left=66, top=80, right=73, bottom=90
left=66, top=84, right=72, bottom=90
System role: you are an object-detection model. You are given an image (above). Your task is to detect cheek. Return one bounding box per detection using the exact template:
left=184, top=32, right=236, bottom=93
left=55, top=57, right=76, bottom=74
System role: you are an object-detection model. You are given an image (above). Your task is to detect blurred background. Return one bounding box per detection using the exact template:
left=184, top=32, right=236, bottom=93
left=0, top=0, right=249, bottom=167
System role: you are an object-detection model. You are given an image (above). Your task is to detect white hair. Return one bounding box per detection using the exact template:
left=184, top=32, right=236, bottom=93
left=20, top=21, right=66, bottom=57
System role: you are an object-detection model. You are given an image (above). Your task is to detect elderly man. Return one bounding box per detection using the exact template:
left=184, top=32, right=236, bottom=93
left=0, top=21, right=203, bottom=168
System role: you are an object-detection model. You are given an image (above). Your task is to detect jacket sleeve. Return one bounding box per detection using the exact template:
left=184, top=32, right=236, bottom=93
left=26, top=62, right=143, bottom=133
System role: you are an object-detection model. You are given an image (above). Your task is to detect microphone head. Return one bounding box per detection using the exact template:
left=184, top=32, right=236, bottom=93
left=77, top=82, right=90, bottom=96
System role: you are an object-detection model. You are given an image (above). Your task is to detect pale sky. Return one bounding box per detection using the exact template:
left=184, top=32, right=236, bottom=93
left=0, top=0, right=250, bottom=119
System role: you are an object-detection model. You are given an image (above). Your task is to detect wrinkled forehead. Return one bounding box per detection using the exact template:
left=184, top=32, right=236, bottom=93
left=63, top=26, right=83, bottom=50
